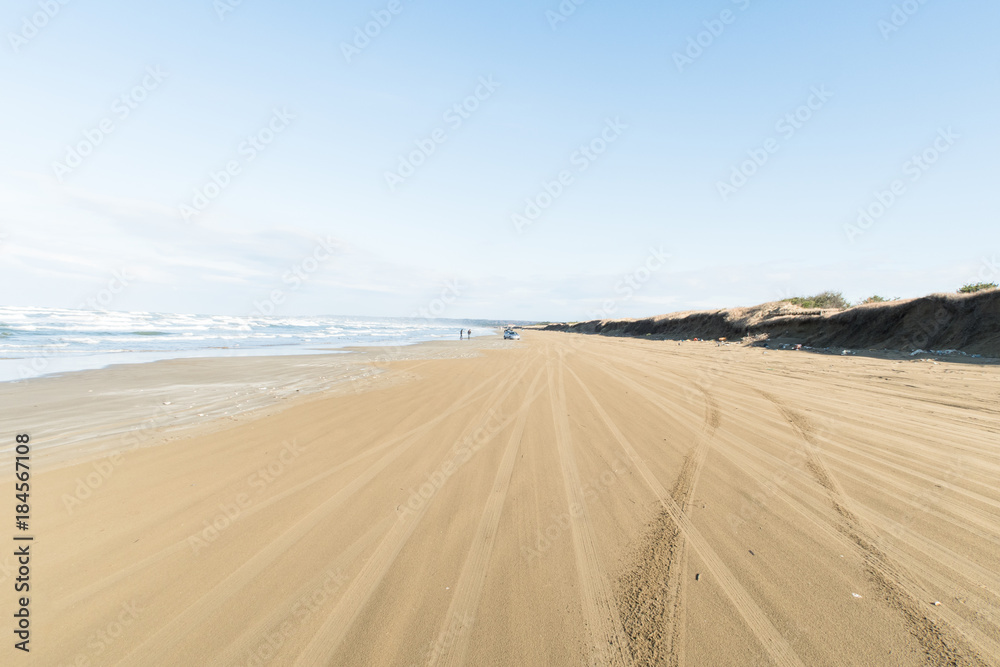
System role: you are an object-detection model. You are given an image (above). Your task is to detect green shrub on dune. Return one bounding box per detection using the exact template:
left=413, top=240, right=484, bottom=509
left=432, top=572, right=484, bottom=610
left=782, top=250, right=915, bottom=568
left=959, top=282, right=997, bottom=294
left=860, top=295, right=887, bottom=304
left=858, top=295, right=900, bottom=305
left=781, top=291, right=850, bottom=310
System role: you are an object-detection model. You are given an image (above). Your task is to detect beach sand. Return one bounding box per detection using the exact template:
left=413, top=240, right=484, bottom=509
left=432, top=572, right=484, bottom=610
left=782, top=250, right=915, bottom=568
left=10, top=331, right=1000, bottom=665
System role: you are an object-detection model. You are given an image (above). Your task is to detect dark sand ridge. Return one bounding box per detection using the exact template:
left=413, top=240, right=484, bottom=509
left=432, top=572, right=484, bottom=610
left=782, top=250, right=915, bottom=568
left=538, top=290, right=1000, bottom=358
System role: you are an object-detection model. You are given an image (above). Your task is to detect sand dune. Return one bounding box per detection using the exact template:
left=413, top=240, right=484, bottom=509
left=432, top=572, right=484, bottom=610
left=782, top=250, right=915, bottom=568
left=540, top=290, right=1000, bottom=358
left=21, top=332, right=1000, bottom=665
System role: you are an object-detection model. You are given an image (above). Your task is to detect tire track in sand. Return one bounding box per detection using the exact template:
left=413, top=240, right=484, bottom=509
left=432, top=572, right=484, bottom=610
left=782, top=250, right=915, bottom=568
left=114, top=366, right=515, bottom=666
left=59, top=368, right=511, bottom=614
left=291, top=358, right=543, bottom=666
left=570, top=357, right=719, bottom=667
left=760, top=392, right=995, bottom=667
left=215, top=516, right=391, bottom=665
left=580, top=338, right=996, bottom=665
left=426, top=368, right=547, bottom=667
left=569, top=370, right=804, bottom=667
left=548, top=358, right=631, bottom=667
left=667, top=405, right=1000, bottom=662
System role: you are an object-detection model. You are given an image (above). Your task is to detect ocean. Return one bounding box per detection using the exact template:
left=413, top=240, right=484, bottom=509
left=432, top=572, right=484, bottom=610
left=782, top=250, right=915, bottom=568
left=0, top=306, right=500, bottom=382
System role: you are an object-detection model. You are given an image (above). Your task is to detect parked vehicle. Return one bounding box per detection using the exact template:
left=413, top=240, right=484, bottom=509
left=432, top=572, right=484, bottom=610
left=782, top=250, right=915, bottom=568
left=503, top=329, right=520, bottom=340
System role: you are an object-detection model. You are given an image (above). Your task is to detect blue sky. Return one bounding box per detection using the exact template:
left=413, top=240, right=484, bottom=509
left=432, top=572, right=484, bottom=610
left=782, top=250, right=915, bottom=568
left=1, top=0, right=997, bottom=321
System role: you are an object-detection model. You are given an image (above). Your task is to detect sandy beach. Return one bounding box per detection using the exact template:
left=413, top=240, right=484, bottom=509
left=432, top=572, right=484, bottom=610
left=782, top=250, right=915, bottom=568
left=11, top=332, right=1000, bottom=666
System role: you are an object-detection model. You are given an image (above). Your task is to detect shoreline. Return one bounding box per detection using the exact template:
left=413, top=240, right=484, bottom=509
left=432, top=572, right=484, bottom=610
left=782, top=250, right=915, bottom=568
left=0, top=329, right=500, bottom=384
left=0, top=336, right=506, bottom=470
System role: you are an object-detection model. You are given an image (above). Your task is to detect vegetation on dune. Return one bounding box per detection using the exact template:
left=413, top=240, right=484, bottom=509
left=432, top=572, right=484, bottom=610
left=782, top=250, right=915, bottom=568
left=781, top=292, right=907, bottom=308
left=781, top=291, right=850, bottom=310
left=959, top=282, right=997, bottom=294
left=858, top=295, right=901, bottom=305
left=554, top=285, right=997, bottom=326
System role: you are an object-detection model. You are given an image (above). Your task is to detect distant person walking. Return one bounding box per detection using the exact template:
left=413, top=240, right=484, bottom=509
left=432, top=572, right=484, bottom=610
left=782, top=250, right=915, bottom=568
left=459, top=329, right=463, bottom=340
left=467, top=329, right=472, bottom=339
